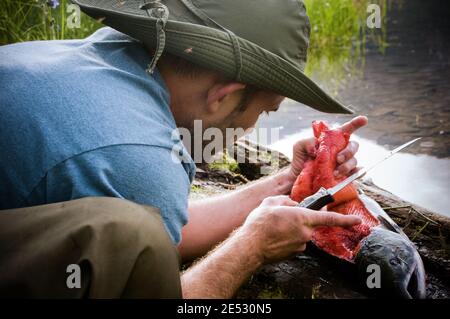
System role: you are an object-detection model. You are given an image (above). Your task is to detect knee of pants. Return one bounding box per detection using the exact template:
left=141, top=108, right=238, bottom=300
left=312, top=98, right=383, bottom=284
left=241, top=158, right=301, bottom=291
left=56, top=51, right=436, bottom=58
left=69, top=197, right=181, bottom=297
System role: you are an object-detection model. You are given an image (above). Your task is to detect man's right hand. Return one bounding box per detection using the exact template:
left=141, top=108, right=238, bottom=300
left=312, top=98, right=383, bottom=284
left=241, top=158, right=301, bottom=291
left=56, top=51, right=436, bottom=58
left=181, top=195, right=362, bottom=298
left=240, top=195, right=362, bottom=264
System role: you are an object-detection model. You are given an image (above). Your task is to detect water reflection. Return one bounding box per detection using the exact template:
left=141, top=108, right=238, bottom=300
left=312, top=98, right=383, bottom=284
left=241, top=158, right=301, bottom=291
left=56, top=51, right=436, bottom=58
left=267, top=129, right=450, bottom=217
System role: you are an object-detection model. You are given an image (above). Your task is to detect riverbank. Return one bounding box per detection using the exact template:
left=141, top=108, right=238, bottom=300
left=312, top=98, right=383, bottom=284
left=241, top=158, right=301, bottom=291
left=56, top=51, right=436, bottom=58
left=190, top=142, right=450, bottom=299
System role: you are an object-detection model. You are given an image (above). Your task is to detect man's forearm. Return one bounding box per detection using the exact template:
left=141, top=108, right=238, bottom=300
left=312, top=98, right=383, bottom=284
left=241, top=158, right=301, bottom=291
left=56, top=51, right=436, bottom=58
left=179, top=167, right=296, bottom=261
left=181, top=227, right=262, bottom=299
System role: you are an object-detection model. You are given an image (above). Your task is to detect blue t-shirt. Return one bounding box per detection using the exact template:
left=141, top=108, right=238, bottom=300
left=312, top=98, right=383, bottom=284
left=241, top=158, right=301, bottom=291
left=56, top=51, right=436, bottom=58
left=0, top=27, right=196, bottom=244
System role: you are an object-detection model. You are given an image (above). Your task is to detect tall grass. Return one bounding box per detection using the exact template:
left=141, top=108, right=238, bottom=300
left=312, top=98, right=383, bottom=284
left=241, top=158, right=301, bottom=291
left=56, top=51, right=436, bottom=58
left=0, top=0, right=101, bottom=45
left=304, top=0, right=388, bottom=87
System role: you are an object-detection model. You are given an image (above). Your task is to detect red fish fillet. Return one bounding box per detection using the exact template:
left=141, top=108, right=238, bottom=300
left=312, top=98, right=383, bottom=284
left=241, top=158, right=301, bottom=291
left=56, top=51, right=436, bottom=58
left=291, top=121, right=379, bottom=261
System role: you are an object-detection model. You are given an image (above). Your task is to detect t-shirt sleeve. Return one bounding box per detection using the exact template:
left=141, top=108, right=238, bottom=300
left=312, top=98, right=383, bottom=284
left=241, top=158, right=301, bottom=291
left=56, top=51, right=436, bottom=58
left=37, top=144, right=193, bottom=244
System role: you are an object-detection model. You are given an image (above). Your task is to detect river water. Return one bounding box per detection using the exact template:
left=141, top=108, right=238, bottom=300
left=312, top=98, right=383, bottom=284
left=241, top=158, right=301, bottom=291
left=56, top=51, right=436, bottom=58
left=253, top=0, right=450, bottom=216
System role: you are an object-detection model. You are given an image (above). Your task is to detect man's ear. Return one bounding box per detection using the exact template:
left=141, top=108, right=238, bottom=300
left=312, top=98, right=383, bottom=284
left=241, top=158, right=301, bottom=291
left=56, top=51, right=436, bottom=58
left=206, top=82, right=246, bottom=113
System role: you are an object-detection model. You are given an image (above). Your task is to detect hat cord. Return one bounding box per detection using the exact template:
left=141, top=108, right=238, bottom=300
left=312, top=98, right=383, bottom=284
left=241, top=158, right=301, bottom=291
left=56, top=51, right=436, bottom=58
left=140, top=1, right=170, bottom=74
left=225, top=30, right=243, bottom=82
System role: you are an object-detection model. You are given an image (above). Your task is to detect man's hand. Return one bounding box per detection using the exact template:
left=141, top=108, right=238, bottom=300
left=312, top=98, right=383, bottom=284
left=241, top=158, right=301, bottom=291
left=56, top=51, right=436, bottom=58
left=289, top=116, right=368, bottom=181
left=181, top=195, right=361, bottom=298
left=240, top=195, right=362, bottom=264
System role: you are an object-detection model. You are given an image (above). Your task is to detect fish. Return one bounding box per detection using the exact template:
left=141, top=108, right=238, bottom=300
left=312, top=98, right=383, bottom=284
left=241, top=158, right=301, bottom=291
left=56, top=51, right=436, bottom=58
left=290, top=121, right=426, bottom=299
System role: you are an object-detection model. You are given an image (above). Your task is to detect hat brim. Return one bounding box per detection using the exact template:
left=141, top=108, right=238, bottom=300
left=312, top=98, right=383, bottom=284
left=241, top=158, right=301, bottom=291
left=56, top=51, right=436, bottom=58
left=73, top=0, right=353, bottom=114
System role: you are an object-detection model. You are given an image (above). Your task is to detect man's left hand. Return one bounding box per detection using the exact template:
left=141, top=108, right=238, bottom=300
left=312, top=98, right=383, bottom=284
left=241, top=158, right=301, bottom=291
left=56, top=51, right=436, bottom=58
left=288, top=116, right=368, bottom=182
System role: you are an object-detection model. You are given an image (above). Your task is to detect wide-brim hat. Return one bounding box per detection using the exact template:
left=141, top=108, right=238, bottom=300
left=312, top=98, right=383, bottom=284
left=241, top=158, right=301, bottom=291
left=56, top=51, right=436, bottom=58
left=72, top=0, right=353, bottom=114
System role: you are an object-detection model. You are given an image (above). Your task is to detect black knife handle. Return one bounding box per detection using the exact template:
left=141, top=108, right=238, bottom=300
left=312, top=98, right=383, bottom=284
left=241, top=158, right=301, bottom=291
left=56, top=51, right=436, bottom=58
left=296, top=188, right=335, bottom=210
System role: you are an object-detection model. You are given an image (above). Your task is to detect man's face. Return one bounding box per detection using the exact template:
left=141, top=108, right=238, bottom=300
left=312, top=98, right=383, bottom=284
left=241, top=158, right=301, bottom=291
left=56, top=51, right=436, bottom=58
left=231, top=90, right=285, bottom=133
left=208, top=89, right=285, bottom=149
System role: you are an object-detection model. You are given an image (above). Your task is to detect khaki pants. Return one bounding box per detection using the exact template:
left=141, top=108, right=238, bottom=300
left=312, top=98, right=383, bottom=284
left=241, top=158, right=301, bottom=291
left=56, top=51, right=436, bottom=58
left=0, top=197, right=182, bottom=298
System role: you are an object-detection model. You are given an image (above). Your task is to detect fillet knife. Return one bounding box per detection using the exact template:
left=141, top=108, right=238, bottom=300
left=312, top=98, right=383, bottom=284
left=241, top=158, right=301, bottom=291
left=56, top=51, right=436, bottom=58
left=296, top=137, right=421, bottom=210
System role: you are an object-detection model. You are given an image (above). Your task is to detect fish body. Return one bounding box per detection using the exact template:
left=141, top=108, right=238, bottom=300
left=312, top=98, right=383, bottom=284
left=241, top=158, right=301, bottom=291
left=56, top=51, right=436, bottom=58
left=291, top=121, right=426, bottom=298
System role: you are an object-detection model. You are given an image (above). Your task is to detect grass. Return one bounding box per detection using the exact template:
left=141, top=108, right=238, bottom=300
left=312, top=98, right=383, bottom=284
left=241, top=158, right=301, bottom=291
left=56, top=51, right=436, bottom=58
left=0, top=0, right=102, bottom=45
left=190, top=184, right=202, bottom=193
left=208, top=151, right=240, bottom=173
left=304, top=0, right=389, bottom=87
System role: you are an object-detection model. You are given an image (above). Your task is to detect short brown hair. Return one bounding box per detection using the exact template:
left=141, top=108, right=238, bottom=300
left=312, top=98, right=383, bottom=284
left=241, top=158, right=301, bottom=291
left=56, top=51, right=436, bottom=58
left=161, top=52, right=212, bottom=79
left=161, top=53, right=258, bottom=111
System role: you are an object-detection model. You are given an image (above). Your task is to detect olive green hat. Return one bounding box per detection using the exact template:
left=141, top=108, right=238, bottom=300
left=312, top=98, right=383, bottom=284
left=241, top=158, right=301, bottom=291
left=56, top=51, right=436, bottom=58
left=72, top=0, right=353, bottom=114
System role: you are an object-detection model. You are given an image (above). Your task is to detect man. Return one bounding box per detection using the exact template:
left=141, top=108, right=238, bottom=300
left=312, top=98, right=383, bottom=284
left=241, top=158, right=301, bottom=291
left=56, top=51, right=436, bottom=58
left=0, top=0, right=366, bottom=298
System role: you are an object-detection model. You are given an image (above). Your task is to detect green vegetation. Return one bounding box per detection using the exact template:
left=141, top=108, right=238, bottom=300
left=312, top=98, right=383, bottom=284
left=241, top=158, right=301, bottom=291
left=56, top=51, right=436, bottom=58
left=0, top=0, right=101, bottom=45
left=190, top=184, right=202, bottom=193
left=208, top=151, right=240, bottom=174
left=304, top=0, right=388, bottom=85
left=256, top=286, right=285, bottom=299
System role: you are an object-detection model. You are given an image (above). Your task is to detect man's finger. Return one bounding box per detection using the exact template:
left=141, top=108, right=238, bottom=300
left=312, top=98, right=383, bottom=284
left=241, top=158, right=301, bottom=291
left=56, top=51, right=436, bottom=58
left=339, top=116, right=368, bottom=134
left=293, top=137, right=316, bottom=157
left=335, top=157, right=357, bottom=177
left=304, top=210, right=362, bottom=228
left=262, top=195, right=298, bottom=207
left=282, top=198, right=300, bottom=207
left=337, top=141, right=359, bottom=164
left=348, top=166, right=362, bottom=176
